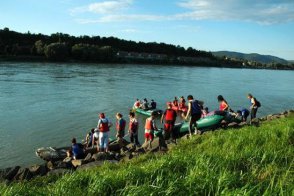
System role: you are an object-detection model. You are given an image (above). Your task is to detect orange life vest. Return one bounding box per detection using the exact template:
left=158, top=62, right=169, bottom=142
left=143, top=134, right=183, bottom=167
left=145, top=118, right=154, bottom=130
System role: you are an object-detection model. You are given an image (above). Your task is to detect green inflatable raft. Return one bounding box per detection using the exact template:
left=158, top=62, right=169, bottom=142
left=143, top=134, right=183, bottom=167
left=154, top=115, right=224, bottom=136
left=135, top=108, right=162, bottom=116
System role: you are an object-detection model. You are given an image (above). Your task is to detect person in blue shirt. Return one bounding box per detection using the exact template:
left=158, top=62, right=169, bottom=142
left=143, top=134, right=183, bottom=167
left=150, top=99, right=157, bottom=109
left=71, top=138, right=85, bottom=160
left=236, top=108, right=250, bottom=122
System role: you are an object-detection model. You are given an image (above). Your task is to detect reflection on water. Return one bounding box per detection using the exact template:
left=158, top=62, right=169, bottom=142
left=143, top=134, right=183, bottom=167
left=0, top=62, right=293, bottom=168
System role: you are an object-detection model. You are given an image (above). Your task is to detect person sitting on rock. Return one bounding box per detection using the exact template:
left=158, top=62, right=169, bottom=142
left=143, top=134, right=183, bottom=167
left=85, top=128, right=95, bottom=148
left=128, top=112, right=140, bottom=146
left=71, top=138, right=85, bottom=160
left=116, top=113, right=126, bottom=147
left=97, top=113, right=112, bottom=152
left=144, top=111, right=158, bottom=149
left=235, top=108, right=250, bottom=122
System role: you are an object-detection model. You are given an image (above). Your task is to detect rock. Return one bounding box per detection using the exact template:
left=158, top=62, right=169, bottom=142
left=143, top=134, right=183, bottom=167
left=238, top=122, right=248, bottom=127
left=47, top=169, right=72, bottom=176
left=126, top=143, right=136, bottom=152
left=29, top=164, right=48, bottom=176
left=76, top=161, right=104, bottom=171
left=92, top=152, right=107, bottom=161
left=56, top=161, right=73, bottom=169
left=71, top=159, right=85, bottom=167
left=287, top=109, right=294, bottom=114
left=142, top=137, right=167, bottom=152
left=227, top=122, right=239, bottom=128
left=1, top=166, right=21, bottom=181
left=14, top=168, right=33, bottom=181
left=250, top=118, right=260, bottom=126
left=280, top=114, right=286, bottom=118
left=63, top=157, right=72, bottom=163
left=47, top=161, right=54, bottom=170
left=121, top=151, right=133, bottom=162
left=84, top=153, right=93, bottom=162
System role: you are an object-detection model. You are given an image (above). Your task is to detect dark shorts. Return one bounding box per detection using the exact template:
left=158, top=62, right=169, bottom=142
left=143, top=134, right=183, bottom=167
left=117, top=130, right=125, bottom=138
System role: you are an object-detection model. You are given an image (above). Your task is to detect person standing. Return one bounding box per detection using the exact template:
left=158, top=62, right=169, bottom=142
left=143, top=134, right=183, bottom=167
left=185, top=95, right=203, bottom=136
left=150, top=99, right=157, bottom=109
left=133, top=99, right=141, bottom=109
left=161, top=102, right=177, bottom=143
left=97, top=113, right=112, bottom=152
left=115, top=113, right=126, bottom=147
left=217, top=95, right=230, bottom=111
left=247, top=93, right=260, bottom=121
left=144, top=112, right=158, bottom=148
left=128, top=112, right=140, bottom=146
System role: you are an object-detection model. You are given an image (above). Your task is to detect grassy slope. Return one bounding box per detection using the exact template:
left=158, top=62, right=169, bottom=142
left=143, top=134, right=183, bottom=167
left=1, top=115, right=293, bottom=195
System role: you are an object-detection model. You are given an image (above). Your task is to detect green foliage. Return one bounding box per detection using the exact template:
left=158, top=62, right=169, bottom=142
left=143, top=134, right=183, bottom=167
left=71, top=44, right=114, bottom=61
left=1, top=115, right=293, bottom=195
left=34, top=40, right=45, bottom=55
left=44, top=42, right=69, bottom=60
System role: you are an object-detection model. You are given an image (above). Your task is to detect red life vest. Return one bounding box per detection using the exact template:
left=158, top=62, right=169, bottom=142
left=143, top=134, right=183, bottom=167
left=145, top=118, right=154, bottom=130
left=116, top=119, right=126, bottom=131
left=129, top=119, right=138, bottom=132
left=135, top=101, right=140, bottom=107
left=99, top=119, right=109, bottom=132
left=173, top=100, right=178, bottom=106
left=165, top=109, right=176, bottom=121
left=179, top=102, right=186, bottom=109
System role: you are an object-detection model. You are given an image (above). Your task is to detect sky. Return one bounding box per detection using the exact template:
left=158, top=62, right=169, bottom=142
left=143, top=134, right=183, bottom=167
left=0, top=0, right=294, bottom=60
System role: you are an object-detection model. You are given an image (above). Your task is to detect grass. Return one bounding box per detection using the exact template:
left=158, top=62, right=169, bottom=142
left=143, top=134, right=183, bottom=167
left=1, top=114, right=293, bottom=195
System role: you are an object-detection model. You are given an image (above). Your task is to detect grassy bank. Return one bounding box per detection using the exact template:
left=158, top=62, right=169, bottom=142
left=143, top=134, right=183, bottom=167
left=1, top=115, right=293, bottom=195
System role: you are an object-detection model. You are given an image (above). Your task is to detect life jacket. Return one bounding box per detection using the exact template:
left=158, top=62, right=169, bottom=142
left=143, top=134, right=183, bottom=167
left=99, top=118, right=109, bottom=132
left=165, top=109, right=176, bottom=121
left=179, top=102, right=186, bottom=109
left=129, top=119, right=138, bottom=132
left=145, top=118, right=154, bottom=130
left=135, top=101, right=140, bottom=107
left=219, top=101, right=228, bottom=111
left=191, top=100, right=202, bottom=115
left=116, top=119, right=126, bottom=131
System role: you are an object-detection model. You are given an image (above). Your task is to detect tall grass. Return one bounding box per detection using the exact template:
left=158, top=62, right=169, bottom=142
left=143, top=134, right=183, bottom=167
left=1, top=115, right=293, bottom=195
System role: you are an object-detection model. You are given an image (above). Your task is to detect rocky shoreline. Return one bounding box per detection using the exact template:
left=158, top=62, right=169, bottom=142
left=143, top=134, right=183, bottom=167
left=0, top=110, right=293, bottom=184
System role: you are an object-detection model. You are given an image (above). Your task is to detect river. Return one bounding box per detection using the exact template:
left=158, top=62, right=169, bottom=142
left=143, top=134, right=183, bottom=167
left=0, top=62, right=293, bottom=169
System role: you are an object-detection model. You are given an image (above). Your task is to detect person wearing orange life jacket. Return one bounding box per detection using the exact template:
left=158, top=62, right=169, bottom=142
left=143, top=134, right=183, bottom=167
left=128, top=112, right=140, bottom=146
left=144, top=111, right=158, bottom=149
left=161, top=102, right=177, bottom=143
left=115, top=113, right=126, bottom=144
left=97, top=113, right=112, bottom=152
left=179, top=96, right=187, bottom=113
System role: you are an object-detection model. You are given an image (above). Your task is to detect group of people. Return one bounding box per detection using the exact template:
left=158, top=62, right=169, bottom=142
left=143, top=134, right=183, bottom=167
left=133, top=98, right=157, bottom=110
left=68, top=93, right=261, bottom=160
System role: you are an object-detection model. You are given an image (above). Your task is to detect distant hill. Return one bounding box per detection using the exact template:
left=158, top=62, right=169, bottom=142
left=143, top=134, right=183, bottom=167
left=213, top=51, right=288, bottom=64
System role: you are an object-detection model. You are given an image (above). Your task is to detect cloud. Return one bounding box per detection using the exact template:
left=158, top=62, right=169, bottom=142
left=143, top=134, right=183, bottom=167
left=70, top=0, right=133, bottom=15
left=176, top=0, right=294, bottom=24
left=71, top=0, right=294, bottom=24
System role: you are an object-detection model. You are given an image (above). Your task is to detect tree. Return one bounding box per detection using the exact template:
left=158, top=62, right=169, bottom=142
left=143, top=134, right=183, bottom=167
left=44, top=42, right=69, bottom=60
left=34, top=40, right=45, bottom=55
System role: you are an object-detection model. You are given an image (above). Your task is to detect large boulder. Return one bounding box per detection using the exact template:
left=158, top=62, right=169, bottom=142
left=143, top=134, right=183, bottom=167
left=14, top=168, right=33, bottom=181
left=71, top=160, right=86, bottom=168
left=92, top=152, right=115, bottom=161
left=76, top=161, right=104, bottom=171
left=0, top=166, right=20, bottom=181
left=29, top=164, right=48, bottom=177
left=142, top=137, right=167, bottom=152
left=47, top=169, right=72, bottom=176
left=227, top=122, right=239, bottom=129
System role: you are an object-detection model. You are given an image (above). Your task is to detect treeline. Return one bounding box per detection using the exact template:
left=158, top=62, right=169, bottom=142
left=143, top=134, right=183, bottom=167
left=0, top=27, right=213, bottom=62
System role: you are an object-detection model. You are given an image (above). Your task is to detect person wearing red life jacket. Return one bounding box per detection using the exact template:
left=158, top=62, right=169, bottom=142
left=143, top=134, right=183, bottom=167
left=115, top=113, right=126, bottom=147
left=161, top=102, right=177, bottom=143
left=217, top=95, right=230, bottom=111
left=179, top=96, right=187, bottom=113
left=128, top=112, right=140, bottom=146
left=97, top=113, right=112, bottom=152
left=144, top=112, right=158, bottom=149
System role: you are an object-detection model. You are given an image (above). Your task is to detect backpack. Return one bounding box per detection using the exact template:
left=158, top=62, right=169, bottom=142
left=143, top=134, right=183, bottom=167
left=254, top=98, right=261, bottom=108
left=191, top=100, right=202, bottom=115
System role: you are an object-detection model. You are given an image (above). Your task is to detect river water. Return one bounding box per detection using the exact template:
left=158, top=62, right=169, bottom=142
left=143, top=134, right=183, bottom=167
left=0, top=62, right=293, bottom=169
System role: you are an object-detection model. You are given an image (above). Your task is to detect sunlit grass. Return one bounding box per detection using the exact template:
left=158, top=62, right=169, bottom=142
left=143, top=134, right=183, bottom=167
left=1, top=114, right=293, bottom=195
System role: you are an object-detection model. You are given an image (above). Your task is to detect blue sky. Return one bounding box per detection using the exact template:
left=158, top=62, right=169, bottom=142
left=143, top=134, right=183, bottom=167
left=1, top=0, right=294, bottom=60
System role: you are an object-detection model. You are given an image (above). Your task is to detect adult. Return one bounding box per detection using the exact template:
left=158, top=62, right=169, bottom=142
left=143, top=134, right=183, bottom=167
left=179, top=96, right=186, bottom=110
left=201, top=107, right=209, bottom=118
left=71, top=138, right=85, bottom=160
left=173, top=97, right=179, bottom=107
left=217, top=95, right=230, bottom=112
left=144, top=112, right=158, bottom=148
left=133, top=99, right=141, bottom=109
left=128, top=112, right=140, bottom=146
left=236, top=108, right=250, bottom=122
left=85, top=128, right=95, bottom=148
left=161, top=102, right=177, bottom=143
left=97, top=113, right=112, bottom=152
left=116, top=113, right=126, bottom=147
left=141, top=98, right=149, bottom=110
left=150, top=99, right=157, bottom=109
left=185, top=95, right=204, bottom=135
left=247, top=93, right=260, bottom=121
